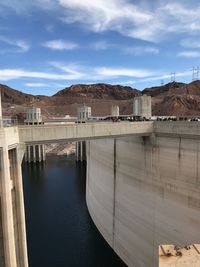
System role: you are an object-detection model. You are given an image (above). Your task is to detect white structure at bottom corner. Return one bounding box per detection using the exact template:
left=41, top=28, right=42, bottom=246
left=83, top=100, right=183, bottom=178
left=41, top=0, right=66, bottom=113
left=25, top=107, right=42, bottom=125
left=77, top=105, right=91, bottom=120
left=133, top=95, right=152, bottom=118
left=111, top=105, right=119, bottom=116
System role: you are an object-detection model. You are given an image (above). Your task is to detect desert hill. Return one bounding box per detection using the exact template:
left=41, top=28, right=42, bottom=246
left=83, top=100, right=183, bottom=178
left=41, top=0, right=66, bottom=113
left=142, top=80, right=200, bottom=116
left=0, top=84, right=34, bottom=105
left=54, top=83, right=140, bottom=100
left=0, top=83, right=140, bottom=118
left=2, top=80, right=200, bottom=118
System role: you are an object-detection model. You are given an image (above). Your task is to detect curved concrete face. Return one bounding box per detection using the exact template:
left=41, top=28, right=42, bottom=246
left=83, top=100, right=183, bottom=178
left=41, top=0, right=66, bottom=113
left=86, top=136, right=200, bottom=267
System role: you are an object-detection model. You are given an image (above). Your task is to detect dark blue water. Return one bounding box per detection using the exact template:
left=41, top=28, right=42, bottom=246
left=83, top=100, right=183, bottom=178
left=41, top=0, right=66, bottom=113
left=22, top=156, right=126, bottom=267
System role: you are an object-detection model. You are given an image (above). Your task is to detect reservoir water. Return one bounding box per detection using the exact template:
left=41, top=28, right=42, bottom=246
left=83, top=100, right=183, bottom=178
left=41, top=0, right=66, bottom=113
left=22, top=155, right=126, bottom=267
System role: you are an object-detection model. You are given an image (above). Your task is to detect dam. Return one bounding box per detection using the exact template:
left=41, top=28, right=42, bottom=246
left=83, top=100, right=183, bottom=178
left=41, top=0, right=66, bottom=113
left=86, top=125, right=200, bottom=266
left=1, top=119, right=200, bottom=266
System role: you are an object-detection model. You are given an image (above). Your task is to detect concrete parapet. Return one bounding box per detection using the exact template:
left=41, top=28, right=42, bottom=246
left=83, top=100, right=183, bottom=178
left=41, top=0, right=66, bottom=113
left=18, top=122, right=153, bottom=144
left=154, top=121, right=200, bottom=137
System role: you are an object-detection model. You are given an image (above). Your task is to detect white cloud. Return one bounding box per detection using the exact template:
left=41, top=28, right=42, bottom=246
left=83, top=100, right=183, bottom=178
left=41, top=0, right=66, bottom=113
left=45, top=24, right=55, bottom=33
left=89, top=40, right=114, bottom=50
left=0, top=68, right=83, bottom=81
left=123, top=46, right=159, bottom=55
left=0, top=64, right=158, bottom=82
left=58, top=0, right=200, bottom=42
left=180, top=38, right=200, bottom=48
left=15, top=40, right=30, bottom=52
left=59, top=0, right=154, bottom=40
left=0, top=36, right=30, bottom=52
left=25, top=83, right=49, bottom=87
left=89, top=41, right=159, bottom=55
left=2, top=1, right=200, bottom=42
left=118, top=80, right=135, bottom=86
left=1, top=65, right=192, bottom=88
left=0, top=0, right=57, bottom=14
left=49, top=61, right=84, bottom=76
left=95, top=67, right=157, bottom=78
left=50, top=61, right=156, bottom=79
left=49, top=62, right=158, bottom=80
left=177, top=51, right=200, bottom=58
left=0, top=0, right=30, bottom=14
left=42, top=40, right=79, bottom=50
left=55, top=83, right=69, bottom=88
left=138, top=70, right=191, bottom=83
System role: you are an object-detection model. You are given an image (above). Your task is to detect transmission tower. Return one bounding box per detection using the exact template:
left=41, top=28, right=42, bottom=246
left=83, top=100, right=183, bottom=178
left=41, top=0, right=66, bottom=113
left=170, top=72, right=176, bottom=82
left=192, top=66, right=199, bottom=81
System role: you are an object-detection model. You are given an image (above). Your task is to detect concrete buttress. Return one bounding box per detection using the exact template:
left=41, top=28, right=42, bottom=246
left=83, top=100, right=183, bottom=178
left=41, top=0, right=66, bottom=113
left=0, top=128, right=28, bottom=267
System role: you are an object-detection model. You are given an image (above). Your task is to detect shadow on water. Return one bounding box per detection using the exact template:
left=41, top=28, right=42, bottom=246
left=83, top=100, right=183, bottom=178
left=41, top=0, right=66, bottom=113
left=22, top=155, right=127, bottom=267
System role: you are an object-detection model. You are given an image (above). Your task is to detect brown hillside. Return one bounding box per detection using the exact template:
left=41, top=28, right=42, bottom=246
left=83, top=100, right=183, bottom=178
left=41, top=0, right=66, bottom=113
left=53, top=83, right=140, bottom=100
left=153, top=95, right=200, bottom=116
left=0, top=83, right=138, bottom=118
left=143, top=80, right=200, bottom=116
left=2, top=80, right=200, bottom=118
left=142, top=82, right=186, bottom=97
left=0, top=84, right=34, bottom=105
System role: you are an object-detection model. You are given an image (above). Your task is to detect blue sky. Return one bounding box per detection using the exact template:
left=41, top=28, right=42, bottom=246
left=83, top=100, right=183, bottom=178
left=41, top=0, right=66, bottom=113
left=0, top=0, right=200, bottom=95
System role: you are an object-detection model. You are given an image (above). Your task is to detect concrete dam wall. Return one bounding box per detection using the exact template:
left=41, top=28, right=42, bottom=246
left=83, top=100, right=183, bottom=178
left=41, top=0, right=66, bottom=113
left=86, top=135, right=200, bottom=267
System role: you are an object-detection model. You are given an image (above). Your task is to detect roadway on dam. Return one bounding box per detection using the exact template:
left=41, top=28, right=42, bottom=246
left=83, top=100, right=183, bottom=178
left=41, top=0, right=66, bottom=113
left=18, top=121, right=153, bottom=144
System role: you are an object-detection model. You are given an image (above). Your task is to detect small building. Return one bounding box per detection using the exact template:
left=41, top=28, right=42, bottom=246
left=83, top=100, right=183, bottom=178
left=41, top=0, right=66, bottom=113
left=77, top=105, right=91, bottom=120
left=111, top=105, right=119, bottom=116
left=25, top=107, right=42, bottom=125
left=133, top=95, right=152, bottom=119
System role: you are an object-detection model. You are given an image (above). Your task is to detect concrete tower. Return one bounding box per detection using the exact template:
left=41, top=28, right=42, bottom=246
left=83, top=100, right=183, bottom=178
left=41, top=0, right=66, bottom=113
left=77, top=105, right=91, bottom=120
left=111, top=105, right=119, bottom=116
left=133, top=95, right=152, bottom=119
left=76, top=105, right=90, bottom=161
left=25, top=107, right=42, bottom=125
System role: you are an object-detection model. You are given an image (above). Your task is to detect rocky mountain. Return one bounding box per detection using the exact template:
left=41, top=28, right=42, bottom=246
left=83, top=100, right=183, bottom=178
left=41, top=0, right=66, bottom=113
left=142, top=80, right=200, bottom=116
left=2, top=80, right=200, bottom=118
left=54, top=83, right=140, bottom=100
left=142, top=80, right=200, bottom=97
left=0, top=83, right=139, bottom=118
left=142, top=81, right=186, bottom=97
left=0, top=84, right=33, bottom=105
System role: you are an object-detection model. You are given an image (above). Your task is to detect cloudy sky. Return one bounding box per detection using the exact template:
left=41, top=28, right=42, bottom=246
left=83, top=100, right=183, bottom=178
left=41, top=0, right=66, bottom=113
left=0, top=0, right=200, bottom=95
